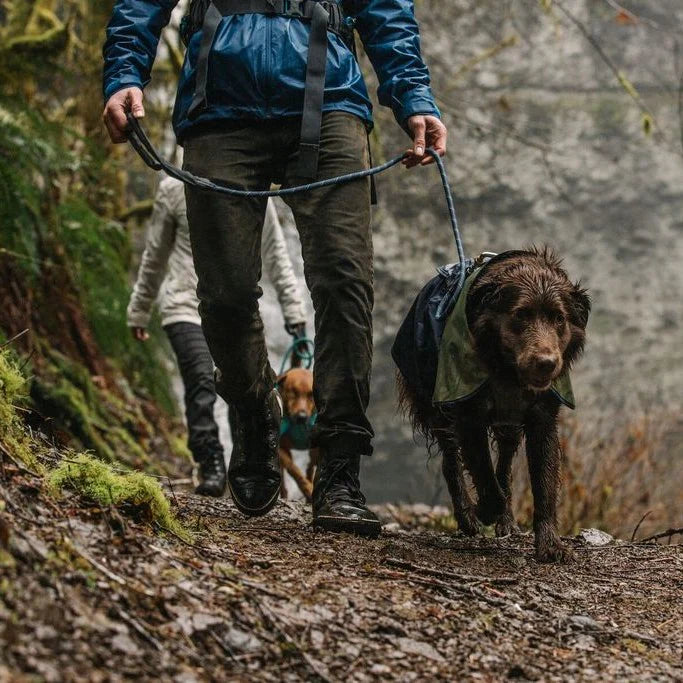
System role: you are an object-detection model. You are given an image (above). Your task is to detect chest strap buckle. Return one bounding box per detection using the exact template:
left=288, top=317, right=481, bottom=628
left=285, top=0, right=305, bottom=17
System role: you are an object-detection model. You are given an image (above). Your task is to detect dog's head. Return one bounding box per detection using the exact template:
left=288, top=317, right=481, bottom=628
left=277, top=368, right=315, bottom=424
left=466, top=249, right=591, bottom=392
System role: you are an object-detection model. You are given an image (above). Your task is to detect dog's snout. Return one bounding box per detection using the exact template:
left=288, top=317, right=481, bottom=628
left=533, top=354, right=559, bottom=375
left=293, top=411, right=309, bottom=425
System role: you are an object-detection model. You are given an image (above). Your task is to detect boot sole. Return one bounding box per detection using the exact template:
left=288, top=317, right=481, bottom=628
left=313, top=515, right=382, bottom=539
left=228, top=480, right=281, bottom=518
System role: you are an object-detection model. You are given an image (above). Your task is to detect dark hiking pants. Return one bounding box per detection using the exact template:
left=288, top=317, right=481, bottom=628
left=183, top=111, right=374, bottom=455
left=164, top=321, right=223, bottom=462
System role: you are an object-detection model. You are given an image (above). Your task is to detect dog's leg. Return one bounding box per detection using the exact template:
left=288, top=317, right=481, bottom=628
left=492, top=426, right=521, bottom=536
left=306, top=447, right=319, bottom=482
left=279, top=447, right=313, bottom=502
left=435, top=422, right=481, bottom=536
left=456, top=407, right=506, bottom=525
left=279, top=447, right=289, bottom=499
left=525, top=402, right=573, bottom=563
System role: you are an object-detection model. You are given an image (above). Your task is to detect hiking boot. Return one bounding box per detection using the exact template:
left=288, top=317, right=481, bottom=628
left=312, top=453, right=381, bottom=538
left=195, top=450, right=227, bottom=497
left=227, top=389, right=282, bottom=517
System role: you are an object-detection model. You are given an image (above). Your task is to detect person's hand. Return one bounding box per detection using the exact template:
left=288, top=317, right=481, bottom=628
left=131, top=326, right=149, bottom=342
left=103, top=86, right=144, bottom=143
left=286, top=322, right=309, bottom=368
left=403, top=114, right=448, bottom=168
left=286, top=322, right=307, bottom=340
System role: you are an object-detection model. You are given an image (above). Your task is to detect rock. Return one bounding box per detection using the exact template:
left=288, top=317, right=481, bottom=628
left=567, top=615, right=600, bottom=630
left=111, top=632, right=142, bottom=656
left=370, top=664, right=392, bottom=675
left=224, top=627, right=262, bottom=653
left=396, top=637, right=446, bottom=663
left=578, top=528, right=614, bottom=546
left=172, top=606, right=224, bottom=636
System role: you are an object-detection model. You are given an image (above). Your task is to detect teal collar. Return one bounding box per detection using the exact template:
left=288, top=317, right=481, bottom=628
left=280, top=413, right=317, bottom=450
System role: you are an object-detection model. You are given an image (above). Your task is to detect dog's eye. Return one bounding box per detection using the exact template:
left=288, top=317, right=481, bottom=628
left=553, top=312, right=565, bottom=326
left=513, top=308, right=532, bottom=321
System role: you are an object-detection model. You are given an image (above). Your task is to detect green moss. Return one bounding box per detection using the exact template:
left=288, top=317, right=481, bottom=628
left=0, top=350, right=43, bottom=472
left=0, top=350, right=26, bottom=420
left=49, top=453, right=190, bottom=542
left=30, top=375, right=115, bottom=462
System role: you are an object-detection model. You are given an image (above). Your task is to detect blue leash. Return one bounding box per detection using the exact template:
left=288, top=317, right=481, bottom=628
left=279, top=336, right=315, bottom=376
left=125, top=113, right=467, bottom=302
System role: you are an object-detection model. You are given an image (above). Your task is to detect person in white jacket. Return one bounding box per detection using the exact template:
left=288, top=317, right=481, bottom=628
left=128, top=177, right=306, bottom=496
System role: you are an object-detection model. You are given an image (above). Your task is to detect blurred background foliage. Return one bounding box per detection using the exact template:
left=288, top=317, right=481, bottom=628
left=0, top=0, right=189, bottom=472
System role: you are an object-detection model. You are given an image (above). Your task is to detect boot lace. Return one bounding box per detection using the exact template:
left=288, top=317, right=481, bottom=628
left=200, top=453, right=225, bottom=479
left=321, top=458, right=366, bottom=507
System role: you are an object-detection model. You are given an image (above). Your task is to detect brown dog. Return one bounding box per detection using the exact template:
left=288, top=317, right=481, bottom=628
left=397, top=249, right=590, bottom=562
left=277, top=368, right=319, bottom=501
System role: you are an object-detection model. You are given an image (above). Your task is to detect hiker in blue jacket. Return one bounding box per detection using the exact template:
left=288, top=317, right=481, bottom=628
left=103, top=0, right=447, bottom=537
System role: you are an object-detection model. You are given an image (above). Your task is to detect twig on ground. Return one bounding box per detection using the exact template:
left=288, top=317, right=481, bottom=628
left=377, top=568, right=510, bottom=609
left=166, top=477, right=179, bottom=507
left=208, top=629, right=242, bottom=665
left=70, top=541, right=157, bottom=598
left=636, top=527, right=683, bottom=544
left=384, top=557, right=518, bottom=586
left=70, top=542, right=126, bottom=585
left=0, top=440, right=41, bottom=478
left=631, top=510, right=653, bottom=542
left=113, top=605, right=163, bottom=651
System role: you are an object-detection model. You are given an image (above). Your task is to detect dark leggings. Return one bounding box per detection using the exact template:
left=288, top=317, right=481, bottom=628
left=164, top=321, right=223, bottom=462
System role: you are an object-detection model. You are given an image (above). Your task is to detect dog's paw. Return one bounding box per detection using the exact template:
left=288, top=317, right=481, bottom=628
left=475, top=495, right=506, bottom=526
left=494, top=513, right=519, bottom=537
left=456, top=507, right=483, bottom=537
left=535, top=533, right=575, bottom=564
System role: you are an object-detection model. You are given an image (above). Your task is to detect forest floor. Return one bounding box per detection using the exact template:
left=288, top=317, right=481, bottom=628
left=1, top=462, right=681, bottom=683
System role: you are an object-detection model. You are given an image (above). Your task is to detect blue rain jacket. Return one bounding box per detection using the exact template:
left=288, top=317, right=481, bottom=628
left=103, top=0, right=440, bottom=141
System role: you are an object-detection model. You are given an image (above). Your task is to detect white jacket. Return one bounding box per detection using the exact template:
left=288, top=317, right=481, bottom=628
left=127, top=178, right=306, bottom=329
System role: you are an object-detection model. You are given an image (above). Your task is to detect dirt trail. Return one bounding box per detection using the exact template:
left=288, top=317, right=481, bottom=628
left=1, top=468, right=681, bottom=682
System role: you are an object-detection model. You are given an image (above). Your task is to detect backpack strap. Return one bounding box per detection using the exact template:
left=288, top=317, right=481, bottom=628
left=296, top=1, right=328, bottom=180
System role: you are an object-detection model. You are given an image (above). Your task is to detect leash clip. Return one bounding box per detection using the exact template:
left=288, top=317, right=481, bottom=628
left=473, top=251, right=498, bottom=268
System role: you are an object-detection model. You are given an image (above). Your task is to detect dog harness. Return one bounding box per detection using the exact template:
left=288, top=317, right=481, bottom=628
left=185, top=0, right=354, bottom=180
left=280, top=412, right=318, bottom=450
left=432, top=261, right=575, bottom=410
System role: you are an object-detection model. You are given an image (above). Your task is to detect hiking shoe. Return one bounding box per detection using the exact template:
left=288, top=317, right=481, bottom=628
left=195, top=450, right=227, bottom=497
left=312, top=453, right=381, bottom=538
left=227, top=389, right=282, bottom=517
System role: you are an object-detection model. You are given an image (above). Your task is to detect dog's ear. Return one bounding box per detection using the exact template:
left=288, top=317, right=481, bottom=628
left=276, top=372, right=288, bottom=389
left=467, top=282, right=498, bottom=320
left=569, top=283, right=591, bottom=329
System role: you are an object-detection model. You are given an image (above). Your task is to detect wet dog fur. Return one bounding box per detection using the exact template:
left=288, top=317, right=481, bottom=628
left=398, top=248, right=591, bottom=563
